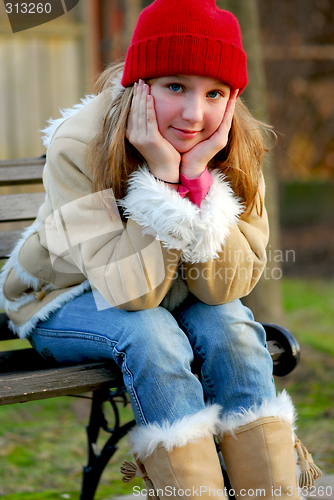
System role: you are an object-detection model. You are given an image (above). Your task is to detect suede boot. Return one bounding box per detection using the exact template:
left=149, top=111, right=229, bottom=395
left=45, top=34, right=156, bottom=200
left=219, top=416, right=319, bottom=500
left=122, top=435, right=227, bottom=499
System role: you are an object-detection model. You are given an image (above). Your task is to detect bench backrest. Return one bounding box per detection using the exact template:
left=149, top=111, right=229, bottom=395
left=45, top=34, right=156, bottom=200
left=0, top=156, right=45, bottom=259
left=0, top=156, right=45, bottom=341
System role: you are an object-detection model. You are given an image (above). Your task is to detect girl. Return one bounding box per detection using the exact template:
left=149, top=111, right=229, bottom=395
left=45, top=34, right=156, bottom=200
left=0, top=0, right=320, bottom=498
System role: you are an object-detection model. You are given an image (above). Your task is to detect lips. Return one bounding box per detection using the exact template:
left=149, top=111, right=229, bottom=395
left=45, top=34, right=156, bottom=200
left=171, top=127, right=202, bottom=139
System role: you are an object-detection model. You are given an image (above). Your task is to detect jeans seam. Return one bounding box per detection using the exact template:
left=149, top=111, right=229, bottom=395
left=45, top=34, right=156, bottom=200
left=34, top=328, right=148, bottom=425
left=112, top=345, right=148, bottom=426
left=34, top=328, right=118, bottom=344
left=34, top=328, right=147, bottom=424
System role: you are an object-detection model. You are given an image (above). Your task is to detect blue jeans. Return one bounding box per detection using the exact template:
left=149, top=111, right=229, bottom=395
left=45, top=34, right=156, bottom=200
left=28, top=291, right=276, bottom=426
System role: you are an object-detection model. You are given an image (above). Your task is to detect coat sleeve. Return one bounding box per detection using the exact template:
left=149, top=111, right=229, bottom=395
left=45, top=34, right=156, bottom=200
left=182, top=174, right=269, bottom=304
left=38, top=137, right=182, bottom=311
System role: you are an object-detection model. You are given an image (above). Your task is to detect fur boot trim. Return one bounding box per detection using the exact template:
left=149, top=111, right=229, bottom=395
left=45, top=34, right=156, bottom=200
left=119, top=167, right=243, bottom=264
left=128, top=404, right=221, bottom=460
left=216, top=390, right=297, bottom=437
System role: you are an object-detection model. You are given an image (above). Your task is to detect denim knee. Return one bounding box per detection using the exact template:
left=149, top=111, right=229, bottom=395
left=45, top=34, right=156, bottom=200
left=175, top=297, right=276, bottom=411
left=113, top=307, right=195, bottom=373
left=110, top=307, right=206, bottom=425
left=178, top=298, right=267, bottom=357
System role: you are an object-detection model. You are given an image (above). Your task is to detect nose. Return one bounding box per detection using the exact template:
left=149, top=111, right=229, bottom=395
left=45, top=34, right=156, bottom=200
left=181, top=94, right=204, bottom=124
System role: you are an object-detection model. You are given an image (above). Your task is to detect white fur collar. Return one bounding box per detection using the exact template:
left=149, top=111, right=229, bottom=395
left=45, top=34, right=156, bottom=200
left=41, top=95, right=96, bottom=148
left=119, top=166, right=243, bottom=264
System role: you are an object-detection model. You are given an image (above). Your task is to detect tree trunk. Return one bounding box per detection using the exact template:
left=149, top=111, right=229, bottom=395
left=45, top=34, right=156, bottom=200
left=217, top=0, right=284, bottom=323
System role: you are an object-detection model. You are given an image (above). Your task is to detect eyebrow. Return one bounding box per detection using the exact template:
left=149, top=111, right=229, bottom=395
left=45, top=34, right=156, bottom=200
left=171, top=75, right=229, bottom=88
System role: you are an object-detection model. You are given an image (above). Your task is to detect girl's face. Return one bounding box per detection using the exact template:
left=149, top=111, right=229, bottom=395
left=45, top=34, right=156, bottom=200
left=149, top=75, right=231, bottom=153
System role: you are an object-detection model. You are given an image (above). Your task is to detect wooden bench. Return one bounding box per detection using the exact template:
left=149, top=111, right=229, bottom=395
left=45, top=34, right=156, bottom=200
left=0, top=156, right=301, bottom=500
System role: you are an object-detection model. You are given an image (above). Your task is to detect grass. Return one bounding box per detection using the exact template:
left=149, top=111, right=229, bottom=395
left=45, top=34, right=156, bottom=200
left=281, top=278, right=334, bottom=356
left=0, top=397, right=141, bottom=499
left=274, top=277, right=334, bottom=475
left=0, top=276, right=333, bottom=498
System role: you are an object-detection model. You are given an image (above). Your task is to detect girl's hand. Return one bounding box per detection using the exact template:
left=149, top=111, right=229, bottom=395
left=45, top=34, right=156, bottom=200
left=180, top=89, right=238, bottom=179
left=126, top=80, right=180, bottom=183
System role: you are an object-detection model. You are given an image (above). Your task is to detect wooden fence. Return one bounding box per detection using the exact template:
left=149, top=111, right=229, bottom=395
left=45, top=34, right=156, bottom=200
left=0, top=2, right=88, bottom=160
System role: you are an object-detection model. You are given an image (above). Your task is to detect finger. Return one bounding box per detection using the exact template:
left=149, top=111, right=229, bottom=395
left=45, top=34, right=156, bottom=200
left=126, top=84, right=136, bottom=138
left=133, top=81, right=142, bottom=132
left=224, top=98, right=236, bottom=128
left=220, top=89, right=238, bottom=133
left=230, top=88, right=239, bottom=101
left=146, top=94, right=158, bottom=136
left=142, top=83, right=150, bottom=135
left=138, top=81, right=147, bottom=133
left=226, top=88, right=238, bottom=112
left=128, top=82, right=138, bottom=136
left=137, top=81, right=148, bottom=135
left=204, top=90, right=237, bottom=153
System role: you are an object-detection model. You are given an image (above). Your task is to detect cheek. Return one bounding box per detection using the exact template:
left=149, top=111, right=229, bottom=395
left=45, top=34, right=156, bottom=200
left=150, top=86, right=181, bottom=129
left=207, top=104, right=228, bottom=132
left=152, top=100, right=168, bottom=132
left=152, top=95, right=179, bottom=137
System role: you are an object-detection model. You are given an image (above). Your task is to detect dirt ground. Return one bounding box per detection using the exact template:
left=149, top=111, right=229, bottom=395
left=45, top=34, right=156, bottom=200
left=281, top=223, right=334, bottom=278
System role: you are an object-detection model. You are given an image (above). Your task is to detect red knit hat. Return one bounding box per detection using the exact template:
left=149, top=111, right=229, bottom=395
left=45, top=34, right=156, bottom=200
left=121, top=0, right=248, bottom=93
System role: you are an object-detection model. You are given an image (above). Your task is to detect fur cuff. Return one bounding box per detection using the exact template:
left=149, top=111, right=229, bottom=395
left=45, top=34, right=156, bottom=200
left=216, top=390, right=297, bottom=437
left=119, top=167, right=243, bottom=264
left=0, top=223, right=41, bottom=314
left=8, top=280, right=91, bottom=339
left=128, top=405, right=221, bottom=460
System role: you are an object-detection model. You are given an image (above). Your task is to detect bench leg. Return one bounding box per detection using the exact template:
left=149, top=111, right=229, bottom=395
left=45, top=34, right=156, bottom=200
left=80, top=386, right=136, bottom=500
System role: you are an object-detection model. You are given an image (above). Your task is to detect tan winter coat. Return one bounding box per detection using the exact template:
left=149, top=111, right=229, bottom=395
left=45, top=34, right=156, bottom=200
left=0, top=84, right=269, bottom=339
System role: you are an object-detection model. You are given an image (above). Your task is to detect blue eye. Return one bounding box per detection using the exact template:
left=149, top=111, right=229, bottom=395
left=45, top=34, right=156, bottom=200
left=169, top=84, right=183, bottom=92
left=207, top=91, right=221, bottom=99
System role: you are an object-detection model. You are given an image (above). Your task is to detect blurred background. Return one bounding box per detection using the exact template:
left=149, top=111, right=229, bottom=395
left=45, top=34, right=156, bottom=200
left=0, top=0, right=333, bottom=282
left=0, top=1, right=333, bottom=498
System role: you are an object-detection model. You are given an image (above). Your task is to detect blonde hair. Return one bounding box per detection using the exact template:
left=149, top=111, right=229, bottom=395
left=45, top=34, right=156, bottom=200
left=87, top=60, right=272, bottom=215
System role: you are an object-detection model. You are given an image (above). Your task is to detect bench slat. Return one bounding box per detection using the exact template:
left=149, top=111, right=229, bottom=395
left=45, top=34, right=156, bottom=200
left=0, top=158, right=45, bottom=168
left=0, top=165, right=44, bottom=186
left=0, top=361, right=123, bottom=405
left=0, top=157, right=45, bottom=186
left=0, top=192, right=45, bottom=222
left=0, top=230, right=25, bottom=258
